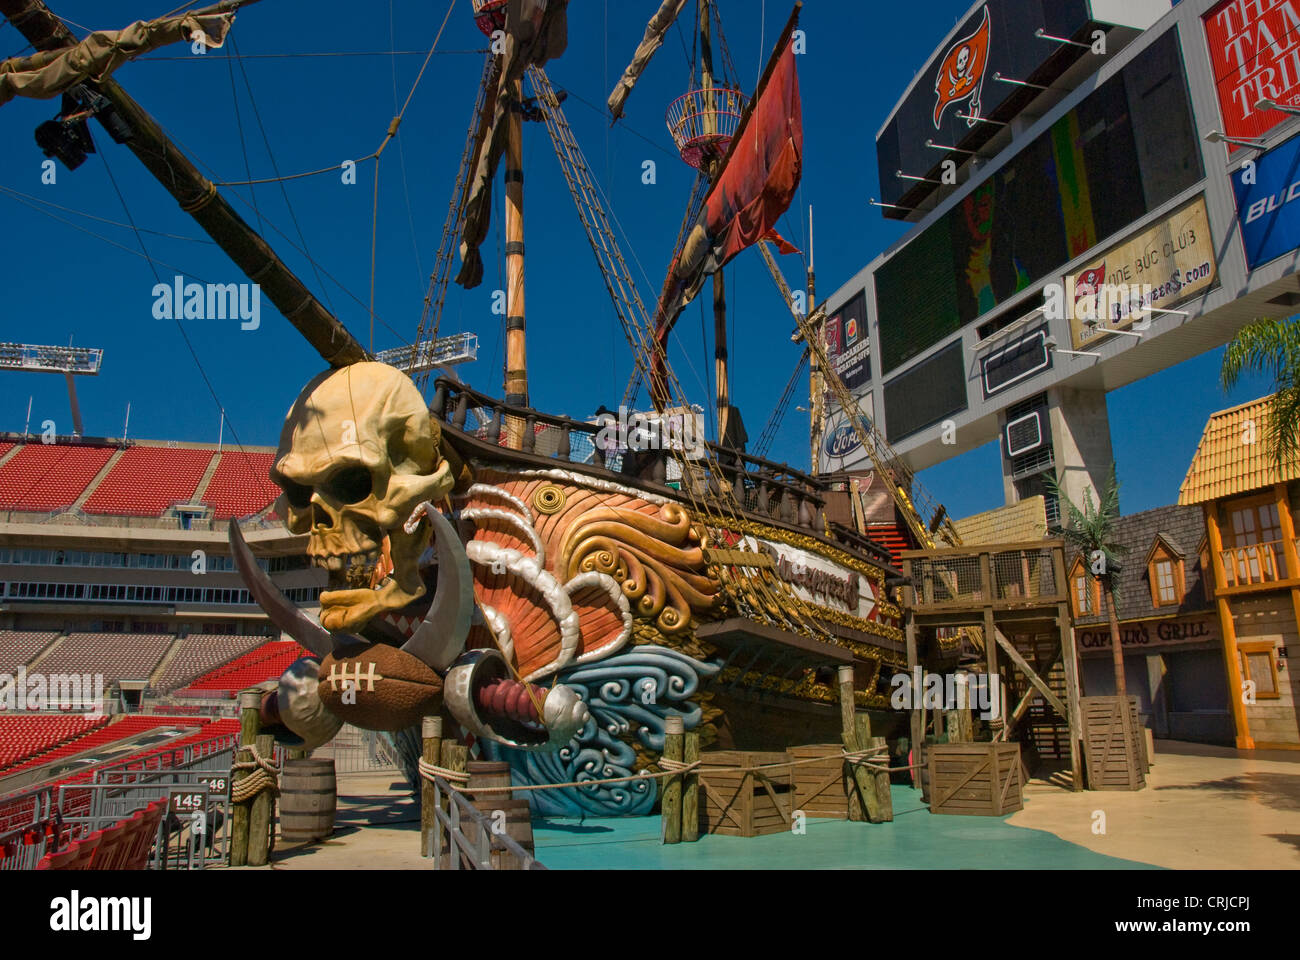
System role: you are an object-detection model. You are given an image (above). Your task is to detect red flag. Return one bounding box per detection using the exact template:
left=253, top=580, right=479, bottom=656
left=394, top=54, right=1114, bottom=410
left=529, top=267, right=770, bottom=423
left=933, top=7, right=991, bottom=128
left=1074, top=263, right=1106, bottom=300
left=651, top=17, right=803, bottom=405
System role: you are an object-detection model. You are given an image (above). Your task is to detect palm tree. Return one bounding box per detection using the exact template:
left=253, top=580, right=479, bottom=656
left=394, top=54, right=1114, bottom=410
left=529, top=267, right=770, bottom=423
left=1047, top=466, right=1129, bottom=698
left=1221, top=316, right=1300, bottom=471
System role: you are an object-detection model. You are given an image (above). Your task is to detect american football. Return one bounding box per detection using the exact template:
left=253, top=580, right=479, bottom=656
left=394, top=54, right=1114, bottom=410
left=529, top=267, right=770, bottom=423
left=318, top=643, right=444, bottom=732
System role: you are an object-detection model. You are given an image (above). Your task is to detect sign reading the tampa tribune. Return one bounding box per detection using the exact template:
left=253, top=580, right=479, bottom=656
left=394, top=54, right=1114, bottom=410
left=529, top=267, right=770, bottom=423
left=1204, top=0, right=1300, bottom=150
left=1066, top=197, right=1215, bottom=350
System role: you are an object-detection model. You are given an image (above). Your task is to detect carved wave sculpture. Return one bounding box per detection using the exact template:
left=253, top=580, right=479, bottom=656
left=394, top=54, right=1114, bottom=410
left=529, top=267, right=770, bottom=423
left=481, top=645, right=721, bottom=817
left=459, top=470, right=720, bottom=686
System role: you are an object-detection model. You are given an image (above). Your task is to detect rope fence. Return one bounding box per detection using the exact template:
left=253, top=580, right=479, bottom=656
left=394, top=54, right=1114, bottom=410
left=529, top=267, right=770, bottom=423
left=417, top=746, right=912, bottom=796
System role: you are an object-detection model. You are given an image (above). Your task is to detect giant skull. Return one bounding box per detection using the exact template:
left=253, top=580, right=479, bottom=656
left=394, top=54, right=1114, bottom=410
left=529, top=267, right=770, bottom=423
left=270, top=362, right=454, bottom=633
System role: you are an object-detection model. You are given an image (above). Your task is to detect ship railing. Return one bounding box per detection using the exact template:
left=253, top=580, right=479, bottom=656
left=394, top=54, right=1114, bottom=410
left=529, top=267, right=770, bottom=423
left=432, top=378, right=832, bottom=537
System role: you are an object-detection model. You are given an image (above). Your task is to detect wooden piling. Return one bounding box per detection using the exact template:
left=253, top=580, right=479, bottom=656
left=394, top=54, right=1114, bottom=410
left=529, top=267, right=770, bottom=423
left=855, top=713, right=886, bottom=824
left=421, top=716, right=443, bottom=859
left=230, top=690, right=260, bottom=867
left=662, top=716, right=684, bottom=844
left=683, top=728, right=700, bottom=842
left=839, top=666, right=878, bottom=824
left=247, top=732, right=274, bottom=867
left=436, top=741, right=467, bottom=868
left=869, top=735, right=894, bottom=822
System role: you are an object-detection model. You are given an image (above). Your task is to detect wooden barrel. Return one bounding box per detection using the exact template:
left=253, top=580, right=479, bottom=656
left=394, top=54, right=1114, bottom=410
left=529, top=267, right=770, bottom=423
left=279, top=759, right=336, bottom=843
left=461, top=762, right=534, bottom=867
left=464, top=761, right=512, bottom=800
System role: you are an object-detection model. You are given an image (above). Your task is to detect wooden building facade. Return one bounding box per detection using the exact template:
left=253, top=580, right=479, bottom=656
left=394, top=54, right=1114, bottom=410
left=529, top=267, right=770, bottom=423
left=1180, top=397, right=1300, bottom=750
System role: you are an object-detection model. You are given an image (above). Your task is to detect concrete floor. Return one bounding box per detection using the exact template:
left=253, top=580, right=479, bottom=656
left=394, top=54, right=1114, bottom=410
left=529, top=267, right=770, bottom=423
left=1006, top=740, right=1300, bottom=870
left=257, top=741, right=1300, bottom=870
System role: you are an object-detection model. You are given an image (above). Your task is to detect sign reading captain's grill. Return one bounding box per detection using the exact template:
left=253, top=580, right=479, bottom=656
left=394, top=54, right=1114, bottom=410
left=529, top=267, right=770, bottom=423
left=1063, top=196, right=1215, bottom=349
left=1234, top=133, right=1300, bottom=270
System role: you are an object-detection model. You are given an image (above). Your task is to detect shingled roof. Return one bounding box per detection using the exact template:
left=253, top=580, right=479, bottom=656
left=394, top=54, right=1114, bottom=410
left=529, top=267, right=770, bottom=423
left=1180, top=395, right=1300, bottom=505
left=1069, top=503, right=1211, bottom=626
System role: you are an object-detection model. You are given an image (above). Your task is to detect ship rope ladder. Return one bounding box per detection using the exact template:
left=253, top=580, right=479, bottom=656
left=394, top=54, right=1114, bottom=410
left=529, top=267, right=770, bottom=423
left=527, top=65, right=660, bottom=406
left=412, top=51, right=500, bottom=392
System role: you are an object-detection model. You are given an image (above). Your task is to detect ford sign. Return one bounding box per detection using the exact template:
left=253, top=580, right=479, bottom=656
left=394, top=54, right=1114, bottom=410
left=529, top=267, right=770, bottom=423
left=823, top=418, right=871, bottom=459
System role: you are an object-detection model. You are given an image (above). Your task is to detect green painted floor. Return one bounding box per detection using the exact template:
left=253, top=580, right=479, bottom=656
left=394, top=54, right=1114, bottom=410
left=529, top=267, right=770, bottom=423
left=533, top=785, right=1159, bottom=870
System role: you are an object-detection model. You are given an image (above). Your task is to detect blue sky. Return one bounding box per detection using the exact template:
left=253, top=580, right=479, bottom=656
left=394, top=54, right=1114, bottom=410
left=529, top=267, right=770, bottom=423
left=0, top=0, right=1277, bottom=521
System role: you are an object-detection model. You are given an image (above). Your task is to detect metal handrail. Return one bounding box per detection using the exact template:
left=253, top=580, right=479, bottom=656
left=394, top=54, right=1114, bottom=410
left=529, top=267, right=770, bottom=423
left=428, top=776, right=544, bottom=871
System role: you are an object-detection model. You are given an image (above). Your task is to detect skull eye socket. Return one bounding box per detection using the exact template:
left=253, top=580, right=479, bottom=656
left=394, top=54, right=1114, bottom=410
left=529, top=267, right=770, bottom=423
left=323, top=466, right=373, bottom=505
left=279, top=478, right=313, bottom=511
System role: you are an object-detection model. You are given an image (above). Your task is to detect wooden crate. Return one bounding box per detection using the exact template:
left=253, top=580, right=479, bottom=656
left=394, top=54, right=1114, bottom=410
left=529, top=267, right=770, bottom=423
left=928, top=742, right=1023, bottom=816
left=698, top=750, right=793, bottom=837
left=1081, top=696, right=1145, bottom=791
left=788, top=745, right=849, bottom=819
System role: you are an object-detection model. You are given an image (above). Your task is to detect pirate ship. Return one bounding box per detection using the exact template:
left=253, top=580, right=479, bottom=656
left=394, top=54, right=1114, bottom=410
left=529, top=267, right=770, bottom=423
left=0, top=0, right=966, bottom=817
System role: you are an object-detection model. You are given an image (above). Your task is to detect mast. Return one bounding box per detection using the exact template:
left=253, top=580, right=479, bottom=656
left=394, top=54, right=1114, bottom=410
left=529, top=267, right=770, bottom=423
left=503, top=77, right=529, bottom=447
left=700, top=0, right=731, bottom=444
left=808, top=207, right=824, bottom=475
left=0, top=0, right=367, bottom=368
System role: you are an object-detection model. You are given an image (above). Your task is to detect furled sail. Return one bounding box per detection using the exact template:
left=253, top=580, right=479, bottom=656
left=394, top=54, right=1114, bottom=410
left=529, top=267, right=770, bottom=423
left=606, top=0, right=689, bottom=122
left=0, top=13, right=232, bottom=107
left=651, top=9, right=803, bottom=407
left=456, top=0, right=569, bottom=290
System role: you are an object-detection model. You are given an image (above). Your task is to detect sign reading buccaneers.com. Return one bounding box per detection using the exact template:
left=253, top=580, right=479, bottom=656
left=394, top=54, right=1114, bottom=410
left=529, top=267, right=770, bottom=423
left=1067, top=196, right=1216, bottom=350
left=1204, top=0, right=1300, bottom=150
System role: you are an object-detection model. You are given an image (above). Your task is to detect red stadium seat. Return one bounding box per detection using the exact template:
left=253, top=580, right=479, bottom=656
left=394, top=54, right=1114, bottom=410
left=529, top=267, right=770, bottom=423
left=0, top=443, right=115, bottom=512
left=36, top=846, right=78, bottom=870
left=82, top=446, right=215, bottom=517
left=202, top=451, right=279, bottom=519
left=87, top=821, right=132, bottom=870
left=67, top=833, right=102, bottom=870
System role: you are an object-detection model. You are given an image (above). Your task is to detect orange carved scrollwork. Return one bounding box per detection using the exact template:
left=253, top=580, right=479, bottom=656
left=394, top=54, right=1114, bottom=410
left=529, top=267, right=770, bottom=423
left=556, top=502, right=719, bottom=634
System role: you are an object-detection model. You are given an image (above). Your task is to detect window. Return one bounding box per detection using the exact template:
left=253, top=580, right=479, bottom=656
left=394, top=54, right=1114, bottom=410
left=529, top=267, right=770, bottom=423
left=1145, top=538, right=1185, bottom=609
left=1070, top=558, right=1098, bottom=618
left=1239, top=642, right=1280, bottom=700
left=1155, top=560, right=1175, bottom=604
left=1222, top=496, right=1286, bottom=584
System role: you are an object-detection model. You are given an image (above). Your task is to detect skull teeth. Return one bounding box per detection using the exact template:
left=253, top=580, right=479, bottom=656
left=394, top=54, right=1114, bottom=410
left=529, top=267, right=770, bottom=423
left=314, top=548, right=385, bottom=589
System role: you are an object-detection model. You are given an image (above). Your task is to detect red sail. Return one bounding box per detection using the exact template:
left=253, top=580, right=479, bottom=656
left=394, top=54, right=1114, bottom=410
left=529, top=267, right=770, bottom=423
left=651, top=21, right=803, bottom=406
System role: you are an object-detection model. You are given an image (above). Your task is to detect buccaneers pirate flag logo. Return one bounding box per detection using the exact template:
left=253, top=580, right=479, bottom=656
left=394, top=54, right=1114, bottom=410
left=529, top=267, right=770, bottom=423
left=933, top=6, right=991, bottom=128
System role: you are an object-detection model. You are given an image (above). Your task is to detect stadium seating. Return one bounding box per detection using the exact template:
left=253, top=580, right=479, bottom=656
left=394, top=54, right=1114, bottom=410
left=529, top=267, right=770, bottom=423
left=35, top=632, right=174, bottom=684
left=202, top=451, right=279, bottom=519
left=0, top=443, right=116, bottom=512
left=82, top=446, right=215, bottom=516
left=182, top=641, right=308, bottom=691
left=0, top=712, right=208, bottom=780
left=151, top=634, right=266, bottom=692
left=0, top=630, right=59, bottom=675
left=0, top=715, right=107, bottom=770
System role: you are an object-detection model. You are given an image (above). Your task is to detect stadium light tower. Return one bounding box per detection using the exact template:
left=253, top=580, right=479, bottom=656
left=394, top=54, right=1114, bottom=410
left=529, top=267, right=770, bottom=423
left=374, top=332, right=478, bottom=379
left=0, top=342, right=102, bottom=436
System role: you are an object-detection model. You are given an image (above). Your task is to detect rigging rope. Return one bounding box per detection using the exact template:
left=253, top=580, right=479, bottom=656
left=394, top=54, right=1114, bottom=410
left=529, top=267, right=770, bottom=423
left=753, top=347, right=808, bottom=460
left=228, top=33, right=338, bottom=316
left=97, top=151, right=263, bottom=478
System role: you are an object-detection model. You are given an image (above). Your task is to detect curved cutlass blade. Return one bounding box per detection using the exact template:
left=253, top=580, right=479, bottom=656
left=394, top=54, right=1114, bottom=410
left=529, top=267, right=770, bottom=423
left=228, top=519, right=341, bottom=659
left=401, top=503, right=473, bottom=672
